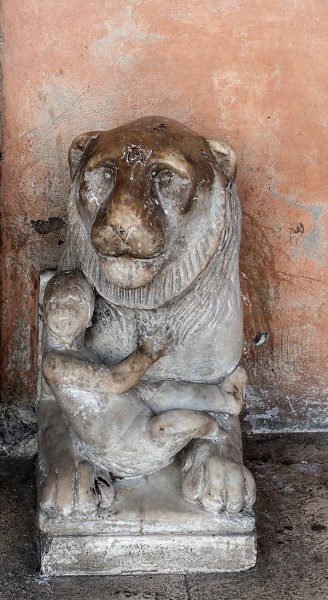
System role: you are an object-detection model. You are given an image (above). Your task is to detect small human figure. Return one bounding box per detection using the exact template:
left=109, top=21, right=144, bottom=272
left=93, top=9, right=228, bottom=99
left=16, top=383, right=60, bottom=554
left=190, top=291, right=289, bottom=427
left=42, top=271, right=222, bottom=497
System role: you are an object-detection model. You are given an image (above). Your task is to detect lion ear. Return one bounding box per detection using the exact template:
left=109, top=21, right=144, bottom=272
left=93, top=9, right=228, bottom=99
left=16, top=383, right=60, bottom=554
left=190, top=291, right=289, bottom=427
left=68, top=131, right=100, bottom=179
left=206, top=139, right=237, bottom=182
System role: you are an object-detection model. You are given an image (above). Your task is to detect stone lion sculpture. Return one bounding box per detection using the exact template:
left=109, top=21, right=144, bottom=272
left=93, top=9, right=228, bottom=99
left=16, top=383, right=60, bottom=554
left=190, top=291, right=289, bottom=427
left=39, top=116, right=255, bottom=519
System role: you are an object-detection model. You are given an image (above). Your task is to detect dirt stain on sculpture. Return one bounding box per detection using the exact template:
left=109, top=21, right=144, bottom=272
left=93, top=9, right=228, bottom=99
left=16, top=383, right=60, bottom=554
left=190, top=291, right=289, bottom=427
left=39, top=116, right=256, bottom=520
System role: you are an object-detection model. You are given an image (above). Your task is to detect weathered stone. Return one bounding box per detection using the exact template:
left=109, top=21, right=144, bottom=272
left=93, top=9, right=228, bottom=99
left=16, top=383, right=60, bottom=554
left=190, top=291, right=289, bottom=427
left=38, top=116, right=256, bottom=574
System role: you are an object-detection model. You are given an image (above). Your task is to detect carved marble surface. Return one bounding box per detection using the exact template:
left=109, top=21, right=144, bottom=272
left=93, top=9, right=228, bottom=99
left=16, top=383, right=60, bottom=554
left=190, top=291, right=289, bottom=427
left=38, top=116, right=256, bottom=574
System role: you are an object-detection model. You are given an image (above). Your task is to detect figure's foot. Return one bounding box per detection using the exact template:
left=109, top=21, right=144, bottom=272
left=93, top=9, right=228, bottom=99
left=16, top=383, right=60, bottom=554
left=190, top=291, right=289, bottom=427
left=181, top=439, right=255, bottom=514
left=220, top=366, right=247, bottom=415
left=148, top=409, right=219, bottom=446
left=39, top=456, right=114, bottom=517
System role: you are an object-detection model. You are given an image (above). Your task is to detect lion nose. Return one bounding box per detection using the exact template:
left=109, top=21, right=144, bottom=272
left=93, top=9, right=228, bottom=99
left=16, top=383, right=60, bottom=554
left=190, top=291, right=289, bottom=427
left=91, top=194, right=165, bottom=259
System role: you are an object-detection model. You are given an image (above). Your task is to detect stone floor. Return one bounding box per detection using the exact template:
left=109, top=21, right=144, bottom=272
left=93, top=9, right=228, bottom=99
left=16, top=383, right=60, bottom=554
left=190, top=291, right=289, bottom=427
left=0, top=433, right=327, bottom=599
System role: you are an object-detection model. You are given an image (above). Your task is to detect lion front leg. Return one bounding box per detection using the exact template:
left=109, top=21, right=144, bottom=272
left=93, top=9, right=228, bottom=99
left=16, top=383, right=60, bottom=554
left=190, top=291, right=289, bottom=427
left=38, top=398, right=114, bottom=518
left=179, top=366, right=255, bottom=515
left=141, top=366, right=247, bottom=416
left=181, top=415, right=256, bottom=514
left=139, top=367, right=255, bottom=514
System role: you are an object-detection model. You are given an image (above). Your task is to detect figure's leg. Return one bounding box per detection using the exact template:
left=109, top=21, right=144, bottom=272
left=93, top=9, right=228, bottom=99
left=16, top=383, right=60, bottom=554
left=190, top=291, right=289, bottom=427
left=38, top=397, right=114, bottom=517
left=46, top=376, right=227, bottom=477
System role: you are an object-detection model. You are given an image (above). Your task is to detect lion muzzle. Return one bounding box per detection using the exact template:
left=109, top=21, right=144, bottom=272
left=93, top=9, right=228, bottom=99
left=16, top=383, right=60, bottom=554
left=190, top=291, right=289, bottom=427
left=91, top=182, right=165, bottom=260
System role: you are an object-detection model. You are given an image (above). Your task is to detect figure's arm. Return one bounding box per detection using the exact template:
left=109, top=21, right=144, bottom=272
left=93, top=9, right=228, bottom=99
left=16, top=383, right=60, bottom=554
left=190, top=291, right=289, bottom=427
left=42, top=337, right=167, bottom=394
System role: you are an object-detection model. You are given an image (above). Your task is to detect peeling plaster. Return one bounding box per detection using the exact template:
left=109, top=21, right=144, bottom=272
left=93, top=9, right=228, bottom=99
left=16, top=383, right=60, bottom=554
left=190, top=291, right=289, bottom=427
left=93, top=5, right=165, bottom=60
left=267, top=165, right=326, bottom=267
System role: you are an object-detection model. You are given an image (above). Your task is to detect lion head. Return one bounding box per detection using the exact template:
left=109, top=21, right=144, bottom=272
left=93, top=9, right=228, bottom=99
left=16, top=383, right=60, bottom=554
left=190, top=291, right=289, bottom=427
left=61, top=116, right=237, bottom=309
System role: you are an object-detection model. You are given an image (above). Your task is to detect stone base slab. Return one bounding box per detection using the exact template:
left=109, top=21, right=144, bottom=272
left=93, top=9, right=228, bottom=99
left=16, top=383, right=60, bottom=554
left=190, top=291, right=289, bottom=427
left=40, top=531, right=256, bottom=576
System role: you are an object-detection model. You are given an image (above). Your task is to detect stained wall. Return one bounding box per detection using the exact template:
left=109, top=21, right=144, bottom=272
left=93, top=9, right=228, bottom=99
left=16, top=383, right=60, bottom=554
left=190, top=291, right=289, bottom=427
left=1, top=0, right=327, bottom=431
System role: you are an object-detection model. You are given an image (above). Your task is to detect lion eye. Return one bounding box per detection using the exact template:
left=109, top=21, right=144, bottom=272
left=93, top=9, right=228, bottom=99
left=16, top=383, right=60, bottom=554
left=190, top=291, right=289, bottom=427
left=151, top=168, right=193, bottom=214
left=152, top=169, right=173, bottom=184
left=80, top=165, right=116, bottom=215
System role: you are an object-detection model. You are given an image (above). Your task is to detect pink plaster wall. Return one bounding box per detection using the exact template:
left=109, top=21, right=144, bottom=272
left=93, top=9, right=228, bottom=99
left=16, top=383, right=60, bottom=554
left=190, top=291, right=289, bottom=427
left=1, top=0, right=327, bottom=430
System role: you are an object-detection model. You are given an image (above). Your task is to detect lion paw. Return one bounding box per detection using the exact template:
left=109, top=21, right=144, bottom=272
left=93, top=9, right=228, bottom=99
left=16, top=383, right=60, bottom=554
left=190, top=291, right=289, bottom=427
left=39, top=457, right=114, bottom=517
left=182, top=442, right=255, bottom=514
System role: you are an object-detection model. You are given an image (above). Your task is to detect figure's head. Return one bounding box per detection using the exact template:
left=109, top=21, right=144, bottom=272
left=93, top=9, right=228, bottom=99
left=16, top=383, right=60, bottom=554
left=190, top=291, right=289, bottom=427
left=65, top=116, right=237, bottom=309
left=44, top=272, right=94, bottom=343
